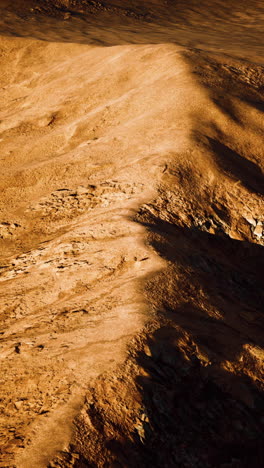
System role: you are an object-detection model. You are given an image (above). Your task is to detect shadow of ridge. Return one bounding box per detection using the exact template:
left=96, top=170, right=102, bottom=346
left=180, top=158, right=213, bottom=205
left=89, top=322, right=264, bottom=468
left=131, top=324, right=264, bottom=468
left=74, top=220, right=264, bottom=468
left=140, top=218, right=264, bottom=343
left=207, top=137, right=264, bottom=196
left=113, top=218, right=264, bottom=467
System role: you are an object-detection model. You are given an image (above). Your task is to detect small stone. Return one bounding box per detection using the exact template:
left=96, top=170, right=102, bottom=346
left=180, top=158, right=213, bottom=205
left=253, top=224, right=263, bottom=238
left=243, top=216, right=256, bottom=227
left=140, top=413, right=149, bottom=422
left=208, top=226, right=216, bottom=234
left=144, top=345, right=152, bottom=357
left=14, top=401, right=23, bottom=410
left=39, top=407, right=49, bottom=415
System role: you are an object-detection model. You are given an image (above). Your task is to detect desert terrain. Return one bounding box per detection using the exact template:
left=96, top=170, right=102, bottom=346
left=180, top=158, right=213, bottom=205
left=0, top=1, right=264, bottom=467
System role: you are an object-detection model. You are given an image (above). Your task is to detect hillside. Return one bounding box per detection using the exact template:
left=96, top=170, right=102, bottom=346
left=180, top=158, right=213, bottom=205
left=0, top=1, right=263, bottom=467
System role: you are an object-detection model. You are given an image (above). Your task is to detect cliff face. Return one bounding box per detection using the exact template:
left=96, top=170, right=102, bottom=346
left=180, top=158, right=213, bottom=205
left=0, top=2, right=264, bottom=467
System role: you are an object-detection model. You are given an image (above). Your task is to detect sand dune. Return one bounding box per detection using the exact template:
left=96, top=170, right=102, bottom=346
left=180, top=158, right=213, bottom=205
left=0, top=1, right=263, bottom=467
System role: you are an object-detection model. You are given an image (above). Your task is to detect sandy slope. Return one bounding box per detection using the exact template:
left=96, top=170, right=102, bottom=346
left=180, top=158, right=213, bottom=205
left=0, top=1, right=264, bottom=467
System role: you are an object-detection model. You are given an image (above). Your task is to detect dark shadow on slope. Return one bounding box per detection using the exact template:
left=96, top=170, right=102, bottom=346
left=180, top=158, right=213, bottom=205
left=122, top=218, right=264, bottom=467
left=143, top=218, right=264, bottom=342
left=212, top=97, right=242, bottom=125
left=244, top=99, right=264, bottom=113
left=131, top=325, right=264, bottom=468
left=207, top=137, right=264, bottom=196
